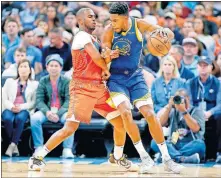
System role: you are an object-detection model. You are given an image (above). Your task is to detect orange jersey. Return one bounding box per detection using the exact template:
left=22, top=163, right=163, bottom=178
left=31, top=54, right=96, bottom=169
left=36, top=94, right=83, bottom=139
left=71, top=31, right=102, bottom=82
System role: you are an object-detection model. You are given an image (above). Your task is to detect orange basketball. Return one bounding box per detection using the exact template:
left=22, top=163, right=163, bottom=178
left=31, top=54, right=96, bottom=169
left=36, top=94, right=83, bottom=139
left=147, top=31, right=171, bottom=57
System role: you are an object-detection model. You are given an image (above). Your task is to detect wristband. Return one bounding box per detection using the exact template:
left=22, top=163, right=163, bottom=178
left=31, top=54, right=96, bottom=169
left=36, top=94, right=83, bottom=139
left=181, top=111, right=189, bottom=116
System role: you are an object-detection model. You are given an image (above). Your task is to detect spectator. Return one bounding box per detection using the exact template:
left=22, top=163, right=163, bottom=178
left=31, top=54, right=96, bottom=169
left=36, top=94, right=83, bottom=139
left=164, top=12, right=184, bottom=45
left=2, top=18, right=20, bottom=51
left=205, top=4, right=221, bottom=27
left=97, top=9, right=110, bottom=23
left=215, top=52, right=221, bottom=80
left=41, top=27, right=72, bottom=72
left=181, top=38, right=199, bottom=76
left=46, top=5, right=60, bottom=31
left=2, top=47, right=35, bottom=80
left=193, top=17, right=215, bottom=60
left=19, top=2, right=39, bottom=29
left=214, top=27, right=221, bottom=57
left=192, top=4, right=218, bottom=36
left=181, top=21, right=194, bottom=38
left=169, top=45, right=195, bottom=81
left=35, top=18, right=49, bottom=35
left=187, top=56, right=221, bottom=160
left=33, top=27, right=49, bottom=49
left=172, top=3, right=185, bottom=28
left=2, top=59, right=38, bottom=157
left=4, top=28, right=43, bottom=75
left=30, top=54, right=74, bottom=158
left=151, top=55, right=185, bottom=115
left=93, top=20, right=105, bottom=41
left=63, top=10, right=78, bottom=35
left=151, top=88, right=205, bottom=164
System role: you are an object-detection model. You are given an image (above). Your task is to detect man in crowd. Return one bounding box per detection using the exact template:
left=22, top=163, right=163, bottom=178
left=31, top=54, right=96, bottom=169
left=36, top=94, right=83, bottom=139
left=187, top=56, right=221, bottom=162
left=151, top=88, right=205, bottom=164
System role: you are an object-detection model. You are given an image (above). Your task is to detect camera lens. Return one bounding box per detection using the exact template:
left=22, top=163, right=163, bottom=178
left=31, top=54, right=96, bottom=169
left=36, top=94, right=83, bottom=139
left=173, top=95, right=182, bottom=104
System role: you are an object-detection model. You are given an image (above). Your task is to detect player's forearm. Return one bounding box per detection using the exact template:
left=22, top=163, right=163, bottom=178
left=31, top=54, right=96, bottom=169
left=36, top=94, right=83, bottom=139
left=92, top=57, right=108, bottom=71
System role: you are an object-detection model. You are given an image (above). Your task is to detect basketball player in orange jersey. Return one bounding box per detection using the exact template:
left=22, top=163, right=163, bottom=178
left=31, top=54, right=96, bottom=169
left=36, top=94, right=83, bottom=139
left=101, top=2, right=184, bottom=174
left=28, top=7, right=141, bottom=172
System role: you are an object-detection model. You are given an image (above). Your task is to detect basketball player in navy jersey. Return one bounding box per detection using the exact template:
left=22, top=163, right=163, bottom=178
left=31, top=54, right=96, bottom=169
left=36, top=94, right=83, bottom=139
left=102, top=2, right=184, bottom=174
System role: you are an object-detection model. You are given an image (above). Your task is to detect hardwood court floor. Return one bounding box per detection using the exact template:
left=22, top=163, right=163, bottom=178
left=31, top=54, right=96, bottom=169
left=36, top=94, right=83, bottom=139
left=2, top=157, right=221, bottom=177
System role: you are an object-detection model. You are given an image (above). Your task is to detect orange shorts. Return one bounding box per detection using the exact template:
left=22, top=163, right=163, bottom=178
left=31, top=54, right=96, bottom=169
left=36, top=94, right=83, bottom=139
left=66, top=80, right=119, bottom=124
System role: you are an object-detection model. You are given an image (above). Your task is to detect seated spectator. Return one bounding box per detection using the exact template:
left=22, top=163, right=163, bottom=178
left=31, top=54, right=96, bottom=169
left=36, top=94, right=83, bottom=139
left=46, top=5, right=61, bottom=31
left=2, top=59, right=39, bottom=157
left=169, top=45, right=195, bottom=81
left=41, top=28, right=72, bottom=72
left=191, top=4, right=218, bottom=36
left=63, top=10, right=79, bottom=35
left=164, top=12, right=184, bottom=45
left=214, top=27, right=221, bottom=57
left=151, top=55, right=185, bottom=115
left=2, top=18, right=20, bottom=52
left=193, top=17, right=215, bottom=60
left=19, top=2, right=39, bottom=29
left=205, top=4, right=221, bottom=27
left=151, top=88, right=205, bottom=164
left=30, top=54, right=75, bottom=158
left=2, top=47, right=35, bottom=80
left=181, top=38, right=199, bottom=76
left=215, top=52, right=221, bottom=80
left=181, top=21, right=195, bottom=38
left=172, top=3, right=185, bottom=28
left=32, top=27, right=48, bottom=49
left=4, top=28, right=43, bottom=75
left=143, top=53, right=160, bottom=74
left=187, top=56, right=221, bottom=161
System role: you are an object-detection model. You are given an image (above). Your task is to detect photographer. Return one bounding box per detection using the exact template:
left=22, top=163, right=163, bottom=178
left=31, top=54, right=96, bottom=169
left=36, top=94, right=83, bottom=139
left=151, top=88, right=205, bottom=164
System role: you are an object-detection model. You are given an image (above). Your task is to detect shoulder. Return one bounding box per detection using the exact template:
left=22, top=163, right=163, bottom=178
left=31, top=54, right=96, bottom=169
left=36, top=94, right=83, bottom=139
left=29, top=46, right=41, bottom=54
left=39, top=75, right=49, bottom=84
left=7, top=45, right=17, bottom=53
left=60, top=75, right=70, bottom=83
left=75, top=31, right=91, bottom=39
left=5, top=78, right=15, bottom=85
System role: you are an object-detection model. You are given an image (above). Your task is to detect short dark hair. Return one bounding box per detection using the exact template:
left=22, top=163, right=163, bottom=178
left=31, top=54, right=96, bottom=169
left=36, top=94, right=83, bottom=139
left=5, top=17, right=19, bottom=26
left=20, top=28, right=32, bottom=36
left=109, top=2, right=129, bottom=16
left=172, top=45, right=184, bottom=56
left=64, top=10, right=76, bottom=18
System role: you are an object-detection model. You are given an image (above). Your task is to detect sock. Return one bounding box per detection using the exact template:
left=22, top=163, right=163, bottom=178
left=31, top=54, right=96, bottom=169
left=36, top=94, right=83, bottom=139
left=34, top=146, right=50, bottom=159
left=157, top=142, right=171, bottom=161
left=114, top=145, right=124, bottom=160
left=134, top=141, right=148, bottom=158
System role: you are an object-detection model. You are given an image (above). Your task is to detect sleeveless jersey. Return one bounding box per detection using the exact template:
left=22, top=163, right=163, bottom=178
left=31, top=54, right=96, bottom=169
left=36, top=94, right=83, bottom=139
left=111, top=18, right=143, bottom=71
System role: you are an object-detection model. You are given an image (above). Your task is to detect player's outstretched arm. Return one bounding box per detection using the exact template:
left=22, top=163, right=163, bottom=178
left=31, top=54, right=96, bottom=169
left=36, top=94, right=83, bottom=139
left=137, top=19, right=174, bottom=41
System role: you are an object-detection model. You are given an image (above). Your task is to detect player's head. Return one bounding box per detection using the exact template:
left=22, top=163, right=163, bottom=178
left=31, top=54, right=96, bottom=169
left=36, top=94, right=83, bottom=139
left=76, top=8, right=96, bottom=32
left=109, top=2, right=129, bottom=33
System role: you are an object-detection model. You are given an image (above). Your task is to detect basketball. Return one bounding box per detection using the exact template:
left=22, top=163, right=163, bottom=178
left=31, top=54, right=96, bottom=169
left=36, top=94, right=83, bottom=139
left=147, top=31, right=171, bottom=57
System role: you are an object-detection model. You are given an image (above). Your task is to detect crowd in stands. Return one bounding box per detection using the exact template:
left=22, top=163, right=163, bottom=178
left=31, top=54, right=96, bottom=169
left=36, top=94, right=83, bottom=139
left=1, top=2, right=221, bottom=164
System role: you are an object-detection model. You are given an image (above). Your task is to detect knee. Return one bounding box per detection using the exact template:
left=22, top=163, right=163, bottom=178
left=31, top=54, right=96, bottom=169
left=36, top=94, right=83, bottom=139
left=195, top=140, right=206, bottom=153
left=114, top=123, right=125, bottom=133
left=121, top=109, right=133, bottom=122
left=30, top=115, right=41, bottom=126
left=143, top=109, right=155, bottom=122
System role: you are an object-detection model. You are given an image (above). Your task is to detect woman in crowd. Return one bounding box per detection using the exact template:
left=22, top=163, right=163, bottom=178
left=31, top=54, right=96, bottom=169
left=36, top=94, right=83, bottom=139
left=2, top=59, right=38, bottom=157
left=151, top=55, right=186, bottom=117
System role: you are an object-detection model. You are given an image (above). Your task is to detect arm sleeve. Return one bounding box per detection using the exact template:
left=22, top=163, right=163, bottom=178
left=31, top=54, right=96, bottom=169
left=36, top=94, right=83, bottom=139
left=209, top=82, right=221, bottom=116
left=36, top=80, right=50, bottom=115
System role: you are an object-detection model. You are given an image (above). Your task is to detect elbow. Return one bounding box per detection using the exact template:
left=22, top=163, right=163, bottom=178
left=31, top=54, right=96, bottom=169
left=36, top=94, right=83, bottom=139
left=192, top=125, right=200, bottom=133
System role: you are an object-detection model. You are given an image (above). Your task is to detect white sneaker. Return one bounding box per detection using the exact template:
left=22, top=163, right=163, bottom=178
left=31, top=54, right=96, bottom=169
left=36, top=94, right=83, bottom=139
left=34, top=146, right=43, bottom=156
left=61, top=148, right=75, bottom=159
left=5, top=143, right=16, bottom=157
left=164, top=159, right=185, bottom=174
left=139, top=154, right=155, bottom=174
left=13, top=145, right=19, bottom=157
left=28, top=156, right=46, bottom=171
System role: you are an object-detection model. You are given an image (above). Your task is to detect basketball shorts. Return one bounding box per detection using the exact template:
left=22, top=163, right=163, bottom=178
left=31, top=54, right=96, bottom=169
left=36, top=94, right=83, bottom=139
left=66, top=80, right=120, bottom=124
left=107, top=68, right=153, bottom=109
